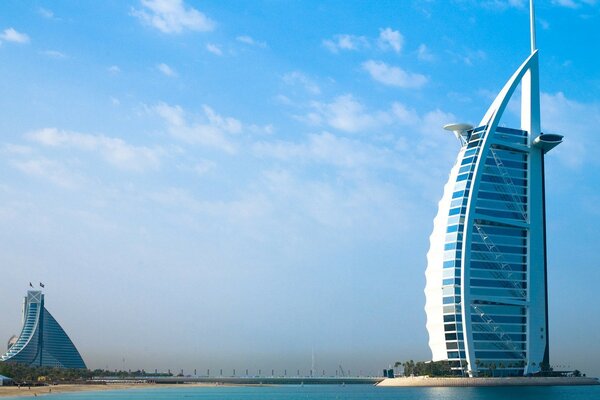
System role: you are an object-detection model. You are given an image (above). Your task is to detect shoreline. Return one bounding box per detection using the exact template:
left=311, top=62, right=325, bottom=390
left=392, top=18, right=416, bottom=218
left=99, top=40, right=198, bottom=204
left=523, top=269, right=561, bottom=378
left=0, top=383, right=237, bottom=398
left=376, top=376, right=600, bottom=387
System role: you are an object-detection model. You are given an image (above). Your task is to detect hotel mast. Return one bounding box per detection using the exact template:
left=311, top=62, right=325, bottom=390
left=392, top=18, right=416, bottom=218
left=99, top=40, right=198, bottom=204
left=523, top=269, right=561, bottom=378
left=424, top=0, right=562, bottom=377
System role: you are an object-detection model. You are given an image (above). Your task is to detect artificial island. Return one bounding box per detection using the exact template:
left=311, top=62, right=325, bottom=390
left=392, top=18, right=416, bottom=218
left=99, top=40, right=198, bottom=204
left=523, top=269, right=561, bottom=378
left=379, top=0, right=597, bottom=386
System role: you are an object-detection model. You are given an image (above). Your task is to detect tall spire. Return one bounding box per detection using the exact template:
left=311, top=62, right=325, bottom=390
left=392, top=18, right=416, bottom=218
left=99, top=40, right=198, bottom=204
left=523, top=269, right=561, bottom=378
left=522, top=0, right=540, bottom=135
left=530, top=0, right=537, bottom=54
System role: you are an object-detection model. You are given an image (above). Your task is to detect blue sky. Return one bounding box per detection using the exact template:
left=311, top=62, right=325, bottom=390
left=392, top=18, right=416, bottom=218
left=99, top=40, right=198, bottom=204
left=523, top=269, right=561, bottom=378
left=1, top=0, right=599, bottom=376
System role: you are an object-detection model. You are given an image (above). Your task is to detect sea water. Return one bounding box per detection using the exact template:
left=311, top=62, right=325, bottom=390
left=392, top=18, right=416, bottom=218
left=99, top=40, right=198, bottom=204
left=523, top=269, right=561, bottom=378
left=6, top=384, right=600, bottom=400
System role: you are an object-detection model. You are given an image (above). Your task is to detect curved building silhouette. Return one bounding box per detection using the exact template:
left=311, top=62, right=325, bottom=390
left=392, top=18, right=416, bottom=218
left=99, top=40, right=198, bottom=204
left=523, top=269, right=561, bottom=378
left=1, top=291, right=86, bottom=369
left=424, top=1, right=561, bottom=377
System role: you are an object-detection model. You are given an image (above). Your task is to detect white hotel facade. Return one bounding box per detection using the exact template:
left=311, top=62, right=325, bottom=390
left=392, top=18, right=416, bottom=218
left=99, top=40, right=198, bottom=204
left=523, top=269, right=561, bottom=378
left=424, top=1, right=562, bottom=377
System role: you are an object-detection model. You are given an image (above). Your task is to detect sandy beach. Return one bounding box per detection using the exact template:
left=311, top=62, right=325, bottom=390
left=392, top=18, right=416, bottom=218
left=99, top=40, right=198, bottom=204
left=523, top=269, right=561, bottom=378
left=0, top=383, right=226, bottom=398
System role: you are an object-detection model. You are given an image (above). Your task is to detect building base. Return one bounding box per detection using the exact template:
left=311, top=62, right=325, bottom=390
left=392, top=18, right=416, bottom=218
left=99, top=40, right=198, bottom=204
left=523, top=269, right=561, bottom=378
left=376, top=376, right=599, bottom=387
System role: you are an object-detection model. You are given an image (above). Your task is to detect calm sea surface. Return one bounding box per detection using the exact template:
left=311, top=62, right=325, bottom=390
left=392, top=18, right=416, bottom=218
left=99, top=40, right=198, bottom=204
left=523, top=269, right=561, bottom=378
left=6, top=384, right=600, bottom=400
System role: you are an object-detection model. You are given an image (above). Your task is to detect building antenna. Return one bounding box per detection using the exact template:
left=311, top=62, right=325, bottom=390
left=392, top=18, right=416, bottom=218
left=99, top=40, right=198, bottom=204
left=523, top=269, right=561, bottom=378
left=530, top=0, right=537, bottom=54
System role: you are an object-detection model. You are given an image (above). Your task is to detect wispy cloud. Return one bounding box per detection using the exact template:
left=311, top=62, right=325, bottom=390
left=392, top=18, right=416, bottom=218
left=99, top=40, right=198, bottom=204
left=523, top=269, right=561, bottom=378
left=540, top=92, right=600, bottom=168
left=206, top=43, right=223, bottom=56
left=37, top=7, right=55, bottom=19
left=362, top=60, right=428, bottom=88
left=323, top=28, right=407, bottom=54
left=539, top=18, right=551, bottom=30
left=254, top=131, right=390, bottom=169
left=26, top=128, right=163, bottom=171
left=11, top=158, right=79, bottom=188
left=236, top=35, right=267, bottom=48
left=40, top=50, right=67, bottom=59
left=323, top=34, right=369, bottom=53
left=192, top=159, right=216, bottom=175
left=282, top=71, right=321, bottom=95
left=254, top=98, right=459, bottom=212
left=0, top=28, right=30, bottom=44
left=552, top=0, right=579, bottom=7
left=292, top=93, right=455, bottom=142
left=304, top=95, right=392, bottom=133
left=131, top=0, right=215, bottom=34
left=157, top=62, right=177, bottom=76
left=551, top=0, right=597, bottom=8
left=377, top=28, right=403, bottom=53
left=417, top=44, right=435, bottom=61
left=108, top=65, right=121, bottom=75
left=1, top=144, right=34, bottom=156
left=152, top=103, right=242, bottom=153
left=469, top=0, right=527, bottom=10
left=446, top=48, right=487, bottom=66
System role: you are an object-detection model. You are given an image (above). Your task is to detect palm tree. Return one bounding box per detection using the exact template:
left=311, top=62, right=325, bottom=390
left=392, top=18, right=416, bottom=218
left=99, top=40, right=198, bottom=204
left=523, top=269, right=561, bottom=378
left=490, top=363, right=497, bottom=377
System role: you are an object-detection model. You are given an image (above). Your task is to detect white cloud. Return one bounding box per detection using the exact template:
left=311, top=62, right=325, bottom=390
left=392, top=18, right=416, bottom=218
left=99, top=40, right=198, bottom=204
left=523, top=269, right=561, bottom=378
left=0, top=28, right=30, bottom=44
left=157, top=63, right=177, bottom=76
left=417, top=44, right=435, bottom=61
left=108, top=65, right=121, bottom=74
left=282, top=71, right=321, bottom=95
left=206, top=43, right=223, bottom=56
left=192, top=159, right=216, bottom=175
left=552, top=0, right=579, bottom=7
left=478, top=0, right=527, bottom=9
left=12, top=158, right=78, bottom=188
left=391, top=103, right=421, bottom=126
left=38, top=7, right=55, bottom=19
left=253, top=100, right=460, bottom=224
left=540, top=92, right=600, bottom=168
left=248, top=123, right=275, bottom=135
left=508, top=0, right=527, bottom=6
left=26, top=128, right=163, bottom=171
left=323, top=28, right=406, bottom=54
left=1, top=144, right=34, bottom=155
left=153, top=103, right=242, bottom=153
left=131, top=0, right=215, bottom=34
left=323, top=34, right=368, bottom=53
left=362, top=60, right=428, bottom=88
left=377, top=28, right=403, bottom=53
left=307, top=95, right=393, bottom=133
left=294, top=93, right=455, bottom=138
left=236, top=35, right=267, bottom=48
left=447, top=48, right=487, bottom=66
left=254, top=131, right=390, bottom=169
left=539, top=19, right=551, bottom=30
left=40, top=50, right=67, bottom=59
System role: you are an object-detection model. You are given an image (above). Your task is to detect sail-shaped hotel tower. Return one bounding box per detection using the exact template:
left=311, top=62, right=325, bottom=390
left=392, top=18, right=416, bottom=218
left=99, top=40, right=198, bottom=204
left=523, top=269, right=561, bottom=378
left=424, top=1, right=562, bottom=377
left=1, top=291, right=86, bottom=369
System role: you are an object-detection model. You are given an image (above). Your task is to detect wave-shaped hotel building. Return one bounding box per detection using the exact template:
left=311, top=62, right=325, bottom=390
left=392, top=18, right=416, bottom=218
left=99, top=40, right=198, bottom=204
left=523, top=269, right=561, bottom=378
left=424, top=1, right=562, bottom=377
left=1, top=291, right=86, bottom=369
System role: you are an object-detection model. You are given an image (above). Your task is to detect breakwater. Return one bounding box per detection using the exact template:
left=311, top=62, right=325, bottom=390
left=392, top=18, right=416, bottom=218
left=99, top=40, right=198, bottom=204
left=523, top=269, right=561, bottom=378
left=93, top=376, right=383, bottom=385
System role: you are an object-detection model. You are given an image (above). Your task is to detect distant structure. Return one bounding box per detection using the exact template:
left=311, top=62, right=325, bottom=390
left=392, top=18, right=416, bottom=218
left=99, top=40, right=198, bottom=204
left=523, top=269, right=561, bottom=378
left=424, top=0, right=562, bottom=377
left=1, top=291, right=86, bottom=369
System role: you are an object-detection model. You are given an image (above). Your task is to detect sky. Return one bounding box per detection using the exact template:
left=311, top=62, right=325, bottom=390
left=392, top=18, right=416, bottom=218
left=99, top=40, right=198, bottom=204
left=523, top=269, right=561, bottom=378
left=1, top=0, right=600, bottom=377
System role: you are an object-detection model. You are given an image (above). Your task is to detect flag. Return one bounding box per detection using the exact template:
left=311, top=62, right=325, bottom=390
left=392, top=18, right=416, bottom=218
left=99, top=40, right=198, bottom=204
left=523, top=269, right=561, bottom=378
left=39, top=282, right=45, bottom=288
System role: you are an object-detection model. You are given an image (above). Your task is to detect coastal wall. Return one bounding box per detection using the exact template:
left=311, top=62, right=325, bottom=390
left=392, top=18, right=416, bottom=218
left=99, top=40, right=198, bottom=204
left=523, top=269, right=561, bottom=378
left=376, top=376, right=599, bottom=387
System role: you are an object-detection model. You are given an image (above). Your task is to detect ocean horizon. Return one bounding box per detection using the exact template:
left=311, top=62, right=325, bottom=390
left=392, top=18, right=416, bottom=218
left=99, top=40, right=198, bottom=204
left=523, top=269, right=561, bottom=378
left=4, top=384, right=600, bottom=400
